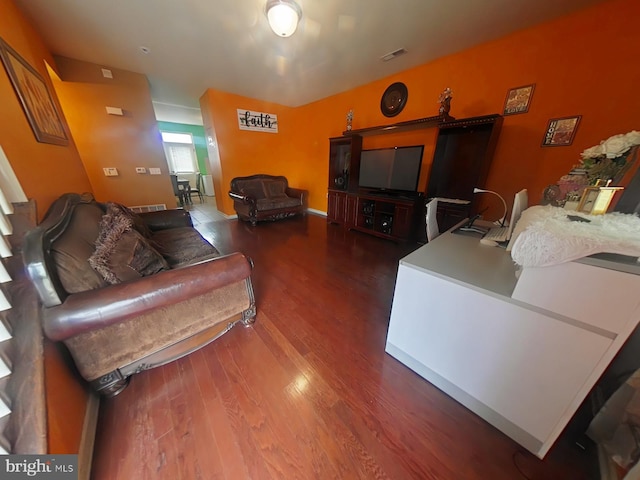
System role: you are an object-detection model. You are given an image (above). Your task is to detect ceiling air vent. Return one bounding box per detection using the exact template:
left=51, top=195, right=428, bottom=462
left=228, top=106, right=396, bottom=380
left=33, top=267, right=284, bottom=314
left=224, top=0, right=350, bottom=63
left=381, top=48, right=407, bottom=62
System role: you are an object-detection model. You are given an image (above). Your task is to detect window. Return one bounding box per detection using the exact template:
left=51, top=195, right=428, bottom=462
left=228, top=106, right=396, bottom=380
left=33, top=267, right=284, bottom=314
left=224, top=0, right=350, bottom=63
left=161, top=131, right=197, bottom=173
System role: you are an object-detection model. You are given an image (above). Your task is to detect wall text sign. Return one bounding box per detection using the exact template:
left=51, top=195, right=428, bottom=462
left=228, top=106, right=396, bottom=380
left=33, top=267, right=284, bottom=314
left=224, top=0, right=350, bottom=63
left=237, top=109, right=278, bottom=133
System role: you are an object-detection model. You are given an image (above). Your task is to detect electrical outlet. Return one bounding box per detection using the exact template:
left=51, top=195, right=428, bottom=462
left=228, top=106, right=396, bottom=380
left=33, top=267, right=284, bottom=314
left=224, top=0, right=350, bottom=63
left=135, top=167, right=146, bottom=174
left=149, top=168, right=161, bottom=175
left=103, top=167, right=118, bottom=176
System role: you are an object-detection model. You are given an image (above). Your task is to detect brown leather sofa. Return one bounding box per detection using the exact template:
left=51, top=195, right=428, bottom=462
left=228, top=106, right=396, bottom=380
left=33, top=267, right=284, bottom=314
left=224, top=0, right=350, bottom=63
left=23, top=193, right=256, bottom=396
left=229, top=174, right=307, bottom=226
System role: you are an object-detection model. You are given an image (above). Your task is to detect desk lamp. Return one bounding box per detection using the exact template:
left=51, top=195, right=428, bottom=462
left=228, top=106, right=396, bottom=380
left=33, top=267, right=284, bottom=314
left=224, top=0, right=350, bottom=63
left=473, top=188, right=507, bottom=227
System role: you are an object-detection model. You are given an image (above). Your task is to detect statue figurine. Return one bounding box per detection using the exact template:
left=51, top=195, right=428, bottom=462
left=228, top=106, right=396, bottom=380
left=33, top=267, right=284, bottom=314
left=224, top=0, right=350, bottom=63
left=346, top=109, right=354, bottom=131
left=438, top=88, right=453, bottom=116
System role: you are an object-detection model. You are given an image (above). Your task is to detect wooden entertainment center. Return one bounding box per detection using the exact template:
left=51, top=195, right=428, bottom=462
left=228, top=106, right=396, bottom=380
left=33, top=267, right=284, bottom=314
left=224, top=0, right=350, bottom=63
left=327, top=114, right=503, bottom=241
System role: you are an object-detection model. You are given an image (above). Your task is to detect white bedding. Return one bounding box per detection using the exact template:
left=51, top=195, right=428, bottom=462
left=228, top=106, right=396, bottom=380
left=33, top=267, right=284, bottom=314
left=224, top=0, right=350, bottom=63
left=509, top=205, right=640, bottom=267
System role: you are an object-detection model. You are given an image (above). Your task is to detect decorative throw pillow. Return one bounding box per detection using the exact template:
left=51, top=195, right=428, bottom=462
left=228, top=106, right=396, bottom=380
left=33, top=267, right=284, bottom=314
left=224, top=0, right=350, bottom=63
left=109, top=202, right=152, bottom=238
left=89, top=203, right=169, bottom=284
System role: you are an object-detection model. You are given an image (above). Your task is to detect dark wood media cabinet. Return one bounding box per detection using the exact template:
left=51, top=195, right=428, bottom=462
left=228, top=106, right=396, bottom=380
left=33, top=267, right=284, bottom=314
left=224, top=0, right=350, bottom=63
left=328, top=189, right=422, bottom=242
left=328, top=114, right=503, bottom=243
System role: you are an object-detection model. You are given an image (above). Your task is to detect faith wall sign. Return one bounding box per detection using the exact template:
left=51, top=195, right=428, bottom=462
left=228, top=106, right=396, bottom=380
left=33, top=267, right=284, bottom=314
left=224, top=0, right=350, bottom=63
left=237, top=109, right=278, bottom=133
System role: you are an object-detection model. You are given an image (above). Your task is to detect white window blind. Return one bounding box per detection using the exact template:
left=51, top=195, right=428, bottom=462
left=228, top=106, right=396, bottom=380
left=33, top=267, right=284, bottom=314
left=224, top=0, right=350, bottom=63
left=0, top=185, right=13, bottom=455
left=161, top=132, right=197, bottom=173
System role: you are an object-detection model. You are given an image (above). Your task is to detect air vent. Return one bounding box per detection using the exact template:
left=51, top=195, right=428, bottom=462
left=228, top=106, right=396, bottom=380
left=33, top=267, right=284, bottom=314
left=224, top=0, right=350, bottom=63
left=128, top=204, right=166, bottom=213
left=381, top=48, right=407, bottom=62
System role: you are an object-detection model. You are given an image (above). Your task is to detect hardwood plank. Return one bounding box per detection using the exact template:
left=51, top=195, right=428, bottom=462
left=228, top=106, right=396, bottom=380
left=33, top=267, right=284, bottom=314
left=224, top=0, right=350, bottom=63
left=214, top=333, right=310, bottom=479
left=191, top=348, right=252, bottom=480
left=204, top=341, right=275, bottom=480
left=91, top=211, right=596, bottom=480
left=168, top=357, right=225, bottom=480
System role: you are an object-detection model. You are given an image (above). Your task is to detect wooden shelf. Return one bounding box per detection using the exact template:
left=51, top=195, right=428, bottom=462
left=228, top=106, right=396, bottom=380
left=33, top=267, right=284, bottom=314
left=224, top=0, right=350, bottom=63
left=437, top=114, right=502, bottom=129
left=342, top=114, right=454, bottom=137
left=342, top=113, right=504, bottom=137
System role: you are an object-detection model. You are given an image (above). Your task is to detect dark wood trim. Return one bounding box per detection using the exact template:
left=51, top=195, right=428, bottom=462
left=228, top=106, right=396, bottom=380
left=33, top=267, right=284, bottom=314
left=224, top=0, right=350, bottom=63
left=342, top=113, right=454, bottom=137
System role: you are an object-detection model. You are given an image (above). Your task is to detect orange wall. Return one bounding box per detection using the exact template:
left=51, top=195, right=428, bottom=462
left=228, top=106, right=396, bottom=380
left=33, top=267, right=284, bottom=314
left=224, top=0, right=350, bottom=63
left=0, top=0, right=92, bottom=219
left=51, top=56, right=176, bottom=208
left=201, top=0, right=638, bottom=219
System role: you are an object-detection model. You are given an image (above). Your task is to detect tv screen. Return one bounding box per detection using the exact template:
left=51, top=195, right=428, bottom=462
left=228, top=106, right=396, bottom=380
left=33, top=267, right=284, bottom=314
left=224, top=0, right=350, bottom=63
left=359, top=145, right=424, bottom=192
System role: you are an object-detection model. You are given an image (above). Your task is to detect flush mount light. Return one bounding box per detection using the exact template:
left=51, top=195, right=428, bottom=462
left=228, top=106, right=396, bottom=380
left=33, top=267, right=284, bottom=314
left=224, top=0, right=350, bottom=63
left=266, top=0, right=302, bottom=37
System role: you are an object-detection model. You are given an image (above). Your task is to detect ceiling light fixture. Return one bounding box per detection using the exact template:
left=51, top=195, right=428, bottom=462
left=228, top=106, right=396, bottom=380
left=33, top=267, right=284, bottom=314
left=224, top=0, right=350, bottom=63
left=266, top=0, right=302, bottom=38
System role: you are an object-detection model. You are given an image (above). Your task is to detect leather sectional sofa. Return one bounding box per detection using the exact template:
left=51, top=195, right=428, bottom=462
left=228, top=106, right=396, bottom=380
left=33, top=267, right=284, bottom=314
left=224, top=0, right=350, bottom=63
left=23, top=193, right=256, bottom=396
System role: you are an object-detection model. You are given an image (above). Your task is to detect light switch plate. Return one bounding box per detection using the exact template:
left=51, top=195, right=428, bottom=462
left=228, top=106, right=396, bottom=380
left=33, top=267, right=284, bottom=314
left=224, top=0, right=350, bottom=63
left=103, top=167, right=118, bottom=176
left=135, top=167, right=146, bottom=174
left=105, top=106, right=123, bottom=116
left=149, top=168, right=161, bottom=175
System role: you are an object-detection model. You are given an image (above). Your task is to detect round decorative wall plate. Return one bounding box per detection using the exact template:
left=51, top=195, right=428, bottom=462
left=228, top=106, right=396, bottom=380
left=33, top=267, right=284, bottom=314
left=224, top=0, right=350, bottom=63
left=380, top=82, right=408, bottom=117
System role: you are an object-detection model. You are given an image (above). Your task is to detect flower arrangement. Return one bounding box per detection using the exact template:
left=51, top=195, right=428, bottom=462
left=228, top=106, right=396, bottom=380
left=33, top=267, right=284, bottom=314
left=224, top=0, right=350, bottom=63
left=581, top=131, right=640, bottom=161
left=578, top=130, right=640, bottom=186
left=543, top=130, right=640, bottom=207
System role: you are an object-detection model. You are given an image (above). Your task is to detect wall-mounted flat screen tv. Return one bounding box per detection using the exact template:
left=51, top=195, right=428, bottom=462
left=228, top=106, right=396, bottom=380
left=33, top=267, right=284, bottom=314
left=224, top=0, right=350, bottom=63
left=358, top=145, right=424, bottom=193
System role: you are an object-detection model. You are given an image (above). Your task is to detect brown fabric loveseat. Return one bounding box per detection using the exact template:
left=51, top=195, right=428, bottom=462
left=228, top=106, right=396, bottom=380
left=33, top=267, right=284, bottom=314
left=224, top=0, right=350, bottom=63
left=23, top=193, right=256, bottom=396
left=229, top=174, right=307, bottom=226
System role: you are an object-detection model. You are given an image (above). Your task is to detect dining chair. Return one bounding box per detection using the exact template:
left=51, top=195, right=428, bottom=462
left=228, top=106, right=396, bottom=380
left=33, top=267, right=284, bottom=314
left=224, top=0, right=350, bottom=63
left=186, top=173, right=204, bottom=204
left=170, top=174, right=185, bottom=206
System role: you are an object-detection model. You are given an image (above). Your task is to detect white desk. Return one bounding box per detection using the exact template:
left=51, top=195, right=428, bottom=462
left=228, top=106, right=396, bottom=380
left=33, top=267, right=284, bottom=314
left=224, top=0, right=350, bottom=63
left=385, top=224, right=640, bottom=458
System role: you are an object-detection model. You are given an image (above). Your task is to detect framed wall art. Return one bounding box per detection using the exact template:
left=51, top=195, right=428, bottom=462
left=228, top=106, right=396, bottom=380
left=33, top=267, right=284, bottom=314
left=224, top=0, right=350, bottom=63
left=503, top=84, right=535, bottom=116
left=577, top=186, right=624, bottom=215
left=542, top=115, right=581, bottom=147
left=0, top=38, right=68, bottom=146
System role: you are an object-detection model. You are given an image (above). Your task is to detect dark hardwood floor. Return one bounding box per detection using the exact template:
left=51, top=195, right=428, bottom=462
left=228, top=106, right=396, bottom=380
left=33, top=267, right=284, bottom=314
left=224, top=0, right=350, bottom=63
left=91, top=212, right=597, bottom=479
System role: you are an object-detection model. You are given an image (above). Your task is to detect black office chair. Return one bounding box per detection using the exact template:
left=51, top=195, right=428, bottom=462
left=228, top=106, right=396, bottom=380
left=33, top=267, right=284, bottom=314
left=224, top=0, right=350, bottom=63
left=170, top=174, right=186, bottom=206
left=186, top=173, right=204, bottom=204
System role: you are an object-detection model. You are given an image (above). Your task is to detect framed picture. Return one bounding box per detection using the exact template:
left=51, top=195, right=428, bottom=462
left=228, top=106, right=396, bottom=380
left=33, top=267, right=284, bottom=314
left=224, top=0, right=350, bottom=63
left=577, top=186, right=624, bottom=214
left=542, top=115, right=581, bottom=147
left=577, top=187, right=600, bottom=213
left=503, top=84, right=535, bottom=116
left=0, top=38, right=68, bottom=146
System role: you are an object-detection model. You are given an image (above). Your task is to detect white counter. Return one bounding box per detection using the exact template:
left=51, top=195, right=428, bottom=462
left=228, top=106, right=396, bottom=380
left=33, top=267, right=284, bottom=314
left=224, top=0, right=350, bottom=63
left=385, top=224, right=640, bottom=458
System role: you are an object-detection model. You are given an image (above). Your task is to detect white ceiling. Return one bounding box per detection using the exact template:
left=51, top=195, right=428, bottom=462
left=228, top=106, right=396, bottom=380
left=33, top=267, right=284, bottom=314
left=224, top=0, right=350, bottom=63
left=15, top=0, right=607, bottom=110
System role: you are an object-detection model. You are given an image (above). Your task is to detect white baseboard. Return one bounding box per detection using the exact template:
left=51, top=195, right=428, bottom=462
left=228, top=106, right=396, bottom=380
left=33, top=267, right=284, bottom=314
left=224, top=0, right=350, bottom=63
left=307, top=208, right=326, bottom=217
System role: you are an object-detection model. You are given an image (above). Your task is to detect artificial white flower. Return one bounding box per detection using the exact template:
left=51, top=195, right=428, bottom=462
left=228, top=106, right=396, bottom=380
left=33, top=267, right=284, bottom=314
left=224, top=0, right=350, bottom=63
left=580, top=145, right=604, bottom=159
left=581, top=130, right=640, bottom=160
left=602, top=135, right=632, bottom=158
left=625, top=130, right=640, bottom=145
